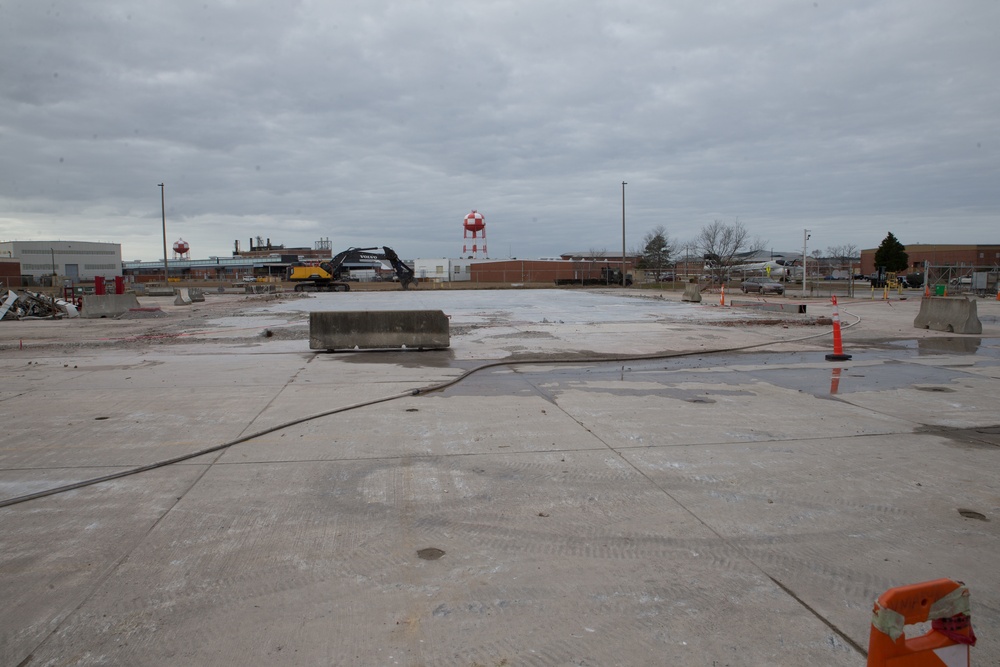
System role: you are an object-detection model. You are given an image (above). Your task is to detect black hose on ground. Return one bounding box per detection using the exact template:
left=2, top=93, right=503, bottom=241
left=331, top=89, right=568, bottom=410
left=0, top=311, right=860, bottom=509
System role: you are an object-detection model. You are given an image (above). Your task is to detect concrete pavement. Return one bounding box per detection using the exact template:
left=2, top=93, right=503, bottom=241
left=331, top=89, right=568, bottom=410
left=1, top=289, right=998, bottom=666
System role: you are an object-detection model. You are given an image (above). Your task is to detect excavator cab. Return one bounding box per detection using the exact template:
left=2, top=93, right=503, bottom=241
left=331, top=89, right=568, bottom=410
left=286, top=246, right=415, bottom=292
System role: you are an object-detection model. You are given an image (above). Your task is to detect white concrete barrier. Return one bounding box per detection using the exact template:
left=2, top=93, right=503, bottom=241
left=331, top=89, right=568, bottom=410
left=81, top=293, right=141, bottom=318
left=310, top=310, right=450, bottom=351
left=913, top=296, right=982, bottom=334
left=681, top=283, right=702, bottom=303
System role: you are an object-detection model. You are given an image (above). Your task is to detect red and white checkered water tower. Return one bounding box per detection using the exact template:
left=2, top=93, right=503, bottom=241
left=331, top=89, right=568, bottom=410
left=463, top=210, right=487, bottom=258
left=172, top=238, right=190, bottom=259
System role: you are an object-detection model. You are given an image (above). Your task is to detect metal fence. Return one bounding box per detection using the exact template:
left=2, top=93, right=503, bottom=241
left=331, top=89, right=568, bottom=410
left=924, top=264, right=999, bottom=297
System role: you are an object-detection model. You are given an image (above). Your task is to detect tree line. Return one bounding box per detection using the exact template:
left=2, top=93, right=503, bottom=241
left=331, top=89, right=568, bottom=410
left=624, top=221, right=906, bottom=281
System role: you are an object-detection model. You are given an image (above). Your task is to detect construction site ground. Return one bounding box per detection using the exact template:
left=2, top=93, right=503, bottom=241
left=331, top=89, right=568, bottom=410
left=1, top=288, right=998, bottom=666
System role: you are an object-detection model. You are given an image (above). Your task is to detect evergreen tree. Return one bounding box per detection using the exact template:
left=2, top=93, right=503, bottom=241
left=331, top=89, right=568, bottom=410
left=873, top=232, right=908, bottom=272
left=639, top=225, right=674, bottom=271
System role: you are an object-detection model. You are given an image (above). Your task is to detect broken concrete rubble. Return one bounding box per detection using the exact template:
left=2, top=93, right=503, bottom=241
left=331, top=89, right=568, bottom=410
left=0, top=290, right=79, bottom=320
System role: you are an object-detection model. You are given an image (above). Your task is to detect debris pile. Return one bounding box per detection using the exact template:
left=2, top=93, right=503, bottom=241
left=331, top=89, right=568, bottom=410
left=0, top=290, right=80, bottom=320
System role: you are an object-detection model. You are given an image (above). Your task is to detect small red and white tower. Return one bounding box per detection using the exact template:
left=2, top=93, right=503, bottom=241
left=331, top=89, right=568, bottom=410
left=172, top=238, right=190, bottom=259
left=463, top=210, right=487, bottom=258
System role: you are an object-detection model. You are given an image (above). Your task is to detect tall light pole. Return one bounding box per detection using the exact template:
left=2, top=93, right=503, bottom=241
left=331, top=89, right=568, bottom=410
left=158, top=183, right=169, bottom=284
left=801, top=228, right=811, bottom=297
left=621, top=181, right=627, bottom=287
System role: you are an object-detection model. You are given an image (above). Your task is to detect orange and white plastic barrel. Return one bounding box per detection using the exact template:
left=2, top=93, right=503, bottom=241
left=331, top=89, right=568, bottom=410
left=867, top=579, right=976, bottom=666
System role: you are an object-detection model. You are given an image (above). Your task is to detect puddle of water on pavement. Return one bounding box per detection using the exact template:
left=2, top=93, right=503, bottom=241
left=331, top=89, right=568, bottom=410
left=886, top=337, right=1000, bottom=358
left=439, top=344, right=997, bottom=400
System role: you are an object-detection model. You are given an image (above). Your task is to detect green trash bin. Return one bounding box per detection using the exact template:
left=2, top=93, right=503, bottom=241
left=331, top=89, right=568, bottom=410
left=935, top=284, right=946, bottom=296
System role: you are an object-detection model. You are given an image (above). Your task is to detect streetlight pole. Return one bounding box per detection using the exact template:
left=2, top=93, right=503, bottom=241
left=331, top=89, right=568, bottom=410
left=621, top=181, right=627, bottom=287
left=159, top=183, right=169, bottom=284
left=801, top=228, right=810, bottom=297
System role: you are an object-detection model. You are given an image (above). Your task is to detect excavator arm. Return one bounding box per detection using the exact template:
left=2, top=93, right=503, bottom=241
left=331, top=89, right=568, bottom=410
left=287, top=246, right=415, bottom=292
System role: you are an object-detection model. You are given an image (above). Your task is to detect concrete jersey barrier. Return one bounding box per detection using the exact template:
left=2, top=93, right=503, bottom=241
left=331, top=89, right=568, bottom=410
left=681, top=283, right=702, bottom=303
left=310, top=310, right=450, bottom=351
left=174, top=288, right=192, bottom=305
left=913, top=296, right=982, bottom=334
left=81, top=293, right=141, bottom=318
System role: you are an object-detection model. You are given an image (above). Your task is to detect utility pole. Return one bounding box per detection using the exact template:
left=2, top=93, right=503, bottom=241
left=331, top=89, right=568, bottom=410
left=621, top=181, right=627, bottom=287
left=802, top=229, right=810, bottom=297
left=159, top=183, right=169, bottom=284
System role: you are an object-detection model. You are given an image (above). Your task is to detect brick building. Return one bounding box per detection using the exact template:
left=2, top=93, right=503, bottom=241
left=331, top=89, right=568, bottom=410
left=860, top=244, right=1000, bottom=274
left=468, top=259, right=637, bottom=284
left=0, top=258, right=22, bottom=289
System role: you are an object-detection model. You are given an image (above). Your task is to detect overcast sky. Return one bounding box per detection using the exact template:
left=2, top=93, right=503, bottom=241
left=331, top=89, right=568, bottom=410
left=1, top=1, right=997, bottom=262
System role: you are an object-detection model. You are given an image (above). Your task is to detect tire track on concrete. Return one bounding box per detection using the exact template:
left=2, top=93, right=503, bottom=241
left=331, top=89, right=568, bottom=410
left=13, top=362, right=319, bottom=664
left=530, top=369, right=870, bottom=657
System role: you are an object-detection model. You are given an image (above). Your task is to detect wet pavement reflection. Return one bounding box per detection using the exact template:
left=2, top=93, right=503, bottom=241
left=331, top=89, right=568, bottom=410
left=440, top=338, right=1000, bottom=400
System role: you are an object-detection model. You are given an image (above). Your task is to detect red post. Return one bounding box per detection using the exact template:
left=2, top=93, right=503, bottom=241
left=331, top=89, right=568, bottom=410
left=94, top=276, right=105, bottom=295
left=114, top=276, right=125, bottom=294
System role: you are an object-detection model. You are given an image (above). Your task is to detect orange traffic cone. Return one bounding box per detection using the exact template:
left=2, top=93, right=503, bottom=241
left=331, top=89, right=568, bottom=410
left=826, top=295, right=852, bottom=361
left=867, top=579, right=975, bottom=666
left=829, top=367, right=842, bottom=395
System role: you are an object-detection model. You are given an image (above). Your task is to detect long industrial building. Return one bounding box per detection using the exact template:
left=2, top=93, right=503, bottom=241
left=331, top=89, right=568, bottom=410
left=0, top=240, right=121, bottom=285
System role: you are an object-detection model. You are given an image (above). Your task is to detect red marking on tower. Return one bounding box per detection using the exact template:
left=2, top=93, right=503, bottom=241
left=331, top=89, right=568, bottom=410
left=463, top=210, right=487, bottom=258
left=172, top=238, right=190, bottom=259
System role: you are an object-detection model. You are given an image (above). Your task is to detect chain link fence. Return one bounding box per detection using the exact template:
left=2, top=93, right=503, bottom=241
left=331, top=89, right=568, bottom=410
left=924, top=264, right=999, bottom=297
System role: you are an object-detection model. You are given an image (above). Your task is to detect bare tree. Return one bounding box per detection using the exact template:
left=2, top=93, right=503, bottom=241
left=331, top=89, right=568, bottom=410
left=826, top=244, right=859, bottom=276
left=584, top=247, right=608, bottom=284
left=696, top=219, right=766, bottom=283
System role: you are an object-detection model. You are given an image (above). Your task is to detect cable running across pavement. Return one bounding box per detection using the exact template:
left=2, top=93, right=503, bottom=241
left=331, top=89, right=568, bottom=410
left=0, top=310, right=862, bottom=509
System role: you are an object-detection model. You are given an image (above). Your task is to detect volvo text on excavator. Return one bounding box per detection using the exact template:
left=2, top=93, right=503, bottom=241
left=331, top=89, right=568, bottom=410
left=286, top=246, right=416, bottom=292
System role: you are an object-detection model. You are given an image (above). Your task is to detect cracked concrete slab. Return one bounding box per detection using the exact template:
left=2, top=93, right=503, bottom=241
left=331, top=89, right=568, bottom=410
left=1, top=289, right=998, bottom=665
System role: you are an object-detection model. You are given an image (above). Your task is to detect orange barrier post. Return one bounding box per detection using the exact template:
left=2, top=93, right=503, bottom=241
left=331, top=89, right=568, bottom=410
left=867, top=579, right=975, bottom=666
left=720, top=284, right=725, bottom=306
left=826, top=295, right=852, bottom=361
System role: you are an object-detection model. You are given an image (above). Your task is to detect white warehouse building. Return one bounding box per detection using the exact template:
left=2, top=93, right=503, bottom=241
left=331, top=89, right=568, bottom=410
left=0, top=240, right=122, bottom=284
left=413, top=258, right=481, bottom=282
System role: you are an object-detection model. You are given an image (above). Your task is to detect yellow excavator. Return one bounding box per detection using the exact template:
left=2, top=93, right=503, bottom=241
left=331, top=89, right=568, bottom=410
left=286, top=246, right=416, bottom=292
